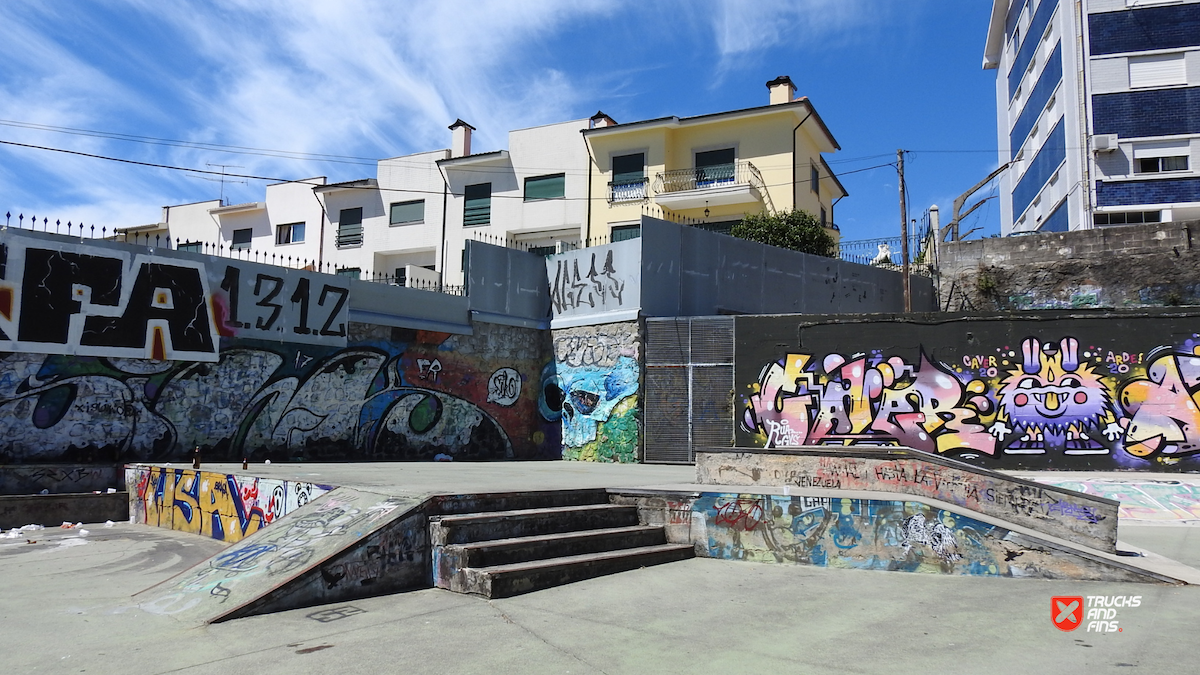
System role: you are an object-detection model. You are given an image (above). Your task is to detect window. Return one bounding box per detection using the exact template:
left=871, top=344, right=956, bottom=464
left=820, top=207, right=827, bottom=228
left=1137, top=156, right=1189, bottom=173
left=336, top=267, right=361, bottom=279
left=390, top=200, right=425, bottom=225
left=394, top=267, right=407, bottom=287
left=1094, top=211, right=1162, bottom=226
left=231, top=228, right=252, bottom=250
left=611, top=153, right=646, bottom=201
left=464, top=183, right=491, bottom=226
left=524, top=174, right=565, bottom=201
left=276, top=222, right=305, bottom=245
left=612, top=224, right=641, bottom=242
left=811, top=163, right=820, bottom=193
left=336, top=207, right=363, bottom=247
left=177, top=241, right=202, bottom=253
left=695, top=148, right=735, bottom=185
left=1129, top=53, right=1185, bottom=89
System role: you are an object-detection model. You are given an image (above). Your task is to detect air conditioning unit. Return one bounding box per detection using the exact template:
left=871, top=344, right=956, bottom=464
left=1091, top=134, right=1118, bottom=153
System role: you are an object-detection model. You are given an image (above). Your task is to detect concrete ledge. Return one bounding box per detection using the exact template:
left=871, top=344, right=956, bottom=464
left=0, top=492, right=128, bottom=529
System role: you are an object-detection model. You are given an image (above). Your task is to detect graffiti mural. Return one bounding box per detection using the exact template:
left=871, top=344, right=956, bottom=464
left=737, top=316, right=1200, bottom=470
left=1032, top=478, right=1200, bottom=522
left=126, top=465, right=330, bottom=542
left=548, top=244, right=638, bottom=319
left=0, top=232, right=350, bottom=362
left=550, top=321, right=640, bottom=462
left=1, top=322, right=556, bottom=462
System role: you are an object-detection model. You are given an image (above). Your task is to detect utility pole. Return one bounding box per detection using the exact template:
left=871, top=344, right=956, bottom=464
left=897, top=149, right=911, bottom=312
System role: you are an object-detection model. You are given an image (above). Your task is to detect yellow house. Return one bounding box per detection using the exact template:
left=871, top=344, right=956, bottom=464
left=582, top=76, right=846, bottom=245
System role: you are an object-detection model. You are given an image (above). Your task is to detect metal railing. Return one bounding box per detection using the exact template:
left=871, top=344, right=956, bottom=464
left=837, top=221, right=936, bottom=277
left=607, top=177, right=648, bottom=203
left=653, top=159, right=760, bottom=195
left=1, top=211, right=466, bottom=296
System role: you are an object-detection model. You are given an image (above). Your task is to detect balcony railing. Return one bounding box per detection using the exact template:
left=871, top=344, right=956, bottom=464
left=607, top=177, right=648, bottom=203
left=654, top=160, right=761, bottom=195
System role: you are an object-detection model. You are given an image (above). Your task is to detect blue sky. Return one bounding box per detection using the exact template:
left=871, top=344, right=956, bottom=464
left=0, top=0, right=1002, bottom=243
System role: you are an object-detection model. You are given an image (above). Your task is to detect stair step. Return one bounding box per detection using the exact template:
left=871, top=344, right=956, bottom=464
left=431, top=504, right=640, bottom=545
left=467, top=543, right=695, bottom=598
left=433, top=489, right=611, bottom=516
left=442, top=525, right=667, bottom=569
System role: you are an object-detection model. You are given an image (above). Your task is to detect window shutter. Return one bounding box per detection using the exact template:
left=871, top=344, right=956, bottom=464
left=1128, top=53, right=1185, bottom=88
left=524, top=174, right=565, bottom=201
left=464, top=183, right=491, bottom=226
left=390, top=200, right=424, bottom=224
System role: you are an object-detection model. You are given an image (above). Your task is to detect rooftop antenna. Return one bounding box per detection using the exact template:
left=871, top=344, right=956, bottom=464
left=203, top=163, right=247, bottom=206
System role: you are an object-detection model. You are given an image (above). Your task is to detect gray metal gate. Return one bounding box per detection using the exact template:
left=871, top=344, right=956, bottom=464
left=643, top=316, right=734, bottom=463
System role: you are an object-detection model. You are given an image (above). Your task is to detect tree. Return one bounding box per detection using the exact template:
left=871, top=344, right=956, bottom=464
left=730, top=208, right=835, bottom=257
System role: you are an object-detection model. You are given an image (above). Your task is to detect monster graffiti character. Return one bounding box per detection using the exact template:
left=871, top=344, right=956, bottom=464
left=990, top=337, right=1120, bottom=455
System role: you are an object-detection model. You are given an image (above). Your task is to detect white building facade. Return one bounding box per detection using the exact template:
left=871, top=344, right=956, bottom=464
left=985, top=0, right=1200, bottom=235
left=159, top=119, right=590, bottom=287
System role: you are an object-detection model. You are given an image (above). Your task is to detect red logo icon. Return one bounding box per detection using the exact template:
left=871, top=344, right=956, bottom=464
left=1053, top=596, right=1084, bottom=631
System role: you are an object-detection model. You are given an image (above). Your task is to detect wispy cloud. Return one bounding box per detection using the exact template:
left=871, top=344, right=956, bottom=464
left=708, top=0, right=893, bottom=78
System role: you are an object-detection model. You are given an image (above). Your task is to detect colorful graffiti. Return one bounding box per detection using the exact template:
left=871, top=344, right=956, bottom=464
left=127, top=465, right=330, bottom=542
left=698, top=494, right=1004, bottom=574
left=741, top=333, right=1200, bottom=469
left=1032, top=478, right=1200, bottom=522
left=550, top=322, right=640, bottom=462
left=1, top=324, right=556, bottom=462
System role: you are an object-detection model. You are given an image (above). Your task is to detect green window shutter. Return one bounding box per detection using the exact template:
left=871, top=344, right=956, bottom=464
left=611, top=225, right=641, bottom=242
left=337, top=207, right=363, bottom=247
left=695, top=148, right=735, bottom=184
left=464, top=183, right=491, bottom=226
left=390, top=200, right=425, bottom=224
left=612, top=153, right=645, bottom=185
left=524, top=174, right=565, bottom=201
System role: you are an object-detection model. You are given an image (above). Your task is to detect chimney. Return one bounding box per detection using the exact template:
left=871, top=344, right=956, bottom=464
left=766, top=75, right=796, bottom=105
left=589, top=110, right=618, bottom=129
left=449, top=119, right=475, bottom=158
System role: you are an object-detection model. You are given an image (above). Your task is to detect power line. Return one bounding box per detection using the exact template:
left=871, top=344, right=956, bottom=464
left=0, top=138, right=896, bottom=201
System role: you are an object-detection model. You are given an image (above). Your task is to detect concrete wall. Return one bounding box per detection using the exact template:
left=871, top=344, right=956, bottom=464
left=940, top=220, right=1200, bottom=310
left=0, top=492, right=128, bottom=529
left=732, top=308, right=1200, bottom=471
left=0, top=465, right=120, bottom=495
left=641, top=217, right=934, bottom=317
left=550, top=320, right=641, bottom=462
left=0, top=228, right=557, bottom=464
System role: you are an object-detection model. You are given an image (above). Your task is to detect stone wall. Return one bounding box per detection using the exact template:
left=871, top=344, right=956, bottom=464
left=939, top=220, right=1200, bottom=311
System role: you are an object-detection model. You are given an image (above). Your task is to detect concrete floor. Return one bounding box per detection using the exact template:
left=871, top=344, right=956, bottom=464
left=3, top=522, right=1199, bottom=675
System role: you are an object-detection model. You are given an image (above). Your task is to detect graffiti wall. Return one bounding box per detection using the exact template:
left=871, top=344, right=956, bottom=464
left=1032, top=478, right=1200, bottom=523
left=735, top=313, right=1200, bottom=470
left=549, top=321, right=640, bottom=462
left=0, top=231, right=350, bottom=363
left=126, top=465, right=331, bottom=543
left=2, top=321, right=557, bottom=463
left=694, top=493, right=1151, bottom=581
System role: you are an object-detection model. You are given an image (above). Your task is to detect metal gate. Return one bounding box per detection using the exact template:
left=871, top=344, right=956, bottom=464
left=643, top=316, right=734, bottom=463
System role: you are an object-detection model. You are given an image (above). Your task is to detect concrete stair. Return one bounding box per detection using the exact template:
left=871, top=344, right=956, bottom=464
left=431, top=491, right=693, bottom=598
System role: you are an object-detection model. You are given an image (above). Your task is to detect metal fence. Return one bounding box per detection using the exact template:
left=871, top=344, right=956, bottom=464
left=2, top=211, right=464, bottom=295
left=643, top=316, right=735, bottom=464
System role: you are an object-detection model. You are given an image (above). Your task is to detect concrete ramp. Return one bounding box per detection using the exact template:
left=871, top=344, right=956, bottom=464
left=135, top=487, right=428, bottom=624
left=696, top=447, right=1120, bottom=552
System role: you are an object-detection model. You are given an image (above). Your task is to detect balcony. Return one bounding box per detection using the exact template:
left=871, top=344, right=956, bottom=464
left=608, top=177, right=648, bottom=203
left=652, top=160, right=770, bottom=211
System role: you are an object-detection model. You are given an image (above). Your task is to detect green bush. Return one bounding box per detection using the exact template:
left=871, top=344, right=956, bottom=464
left=731, top=208, right=835, bottom=257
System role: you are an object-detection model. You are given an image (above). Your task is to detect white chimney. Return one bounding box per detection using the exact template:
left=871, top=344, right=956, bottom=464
left=449, top=119, right=475, bottom=158
left=766, top=75, right=796, bottom=105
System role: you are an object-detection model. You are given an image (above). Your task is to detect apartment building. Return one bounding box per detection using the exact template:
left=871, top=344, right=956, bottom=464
left=581, top=76, right=846, bottom=243
left=985, top=0, right=1200, bottom=235
left=438, top=118, right=590, bottom=285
